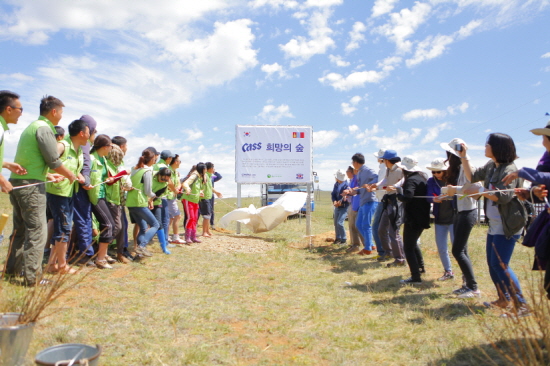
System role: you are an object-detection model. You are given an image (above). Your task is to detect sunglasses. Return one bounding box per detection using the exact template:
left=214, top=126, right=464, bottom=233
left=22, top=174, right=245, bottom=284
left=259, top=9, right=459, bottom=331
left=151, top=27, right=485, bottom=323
left=432, top=171, right=443, bottom=174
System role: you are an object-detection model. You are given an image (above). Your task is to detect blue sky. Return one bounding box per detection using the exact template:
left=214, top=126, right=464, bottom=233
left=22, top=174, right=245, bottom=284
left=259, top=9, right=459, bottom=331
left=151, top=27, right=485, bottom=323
left=1, top=0, right=549, bottom=196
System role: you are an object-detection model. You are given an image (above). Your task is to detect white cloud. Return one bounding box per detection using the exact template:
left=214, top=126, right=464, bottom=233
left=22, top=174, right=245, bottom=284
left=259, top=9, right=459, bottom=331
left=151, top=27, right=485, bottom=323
left=345, top=21, right=366, bottom=51
left=341, top=95, right=362, bottom=116
left=304, top=0, right=343, bottom=7
left=257, top=103, right=295, bottom=124
left=406, top=34, right=454, bottom=67
left=542, top=52, right=550, bottom=59
left=319, top=70, right=386, bottom=91
left=348, top=124, right=360, bottom=133
left=402, top=108, right=447, bottom=121
left=402, top=102, right=469, bottom=120
left=447, top=102, right=469, bottom=114
left=420, top=122, right=451, bottom=144
left=456, top=19, right=483, bottom=39
left=182, top=128, right=204, bottom=141
left=313, top=130, right=340, bottom=148
left=261, top=62, right=288, bottom=79
left=249, top=0, right=299, bottom=10
left=374, top=2, right=432, bottom=53
left=279, top=9, right=335, bottom=67
left=329, top=54, right=350, bottom=67
left=371, top=0, right=399, bottom=18
left=0, top=73, right=34, bottom=82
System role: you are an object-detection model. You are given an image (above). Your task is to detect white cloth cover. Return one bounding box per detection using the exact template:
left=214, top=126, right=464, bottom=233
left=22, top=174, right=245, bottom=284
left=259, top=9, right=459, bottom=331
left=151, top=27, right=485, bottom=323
left=219, top=192, right=308, bottom=233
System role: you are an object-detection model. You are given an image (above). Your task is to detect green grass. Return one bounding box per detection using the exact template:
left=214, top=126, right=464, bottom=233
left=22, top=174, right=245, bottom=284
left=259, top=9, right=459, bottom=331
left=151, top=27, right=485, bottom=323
left=0, top=191, right=538, bottom=365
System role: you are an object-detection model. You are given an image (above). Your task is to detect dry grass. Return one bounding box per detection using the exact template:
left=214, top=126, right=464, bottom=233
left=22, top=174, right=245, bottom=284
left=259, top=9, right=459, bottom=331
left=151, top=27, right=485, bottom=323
left=0, top=191, right=541, bottom=365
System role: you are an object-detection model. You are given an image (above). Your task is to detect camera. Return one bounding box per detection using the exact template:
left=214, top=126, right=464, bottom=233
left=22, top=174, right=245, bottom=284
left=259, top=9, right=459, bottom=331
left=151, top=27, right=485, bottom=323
left=455, top=143, right=463, bottom=151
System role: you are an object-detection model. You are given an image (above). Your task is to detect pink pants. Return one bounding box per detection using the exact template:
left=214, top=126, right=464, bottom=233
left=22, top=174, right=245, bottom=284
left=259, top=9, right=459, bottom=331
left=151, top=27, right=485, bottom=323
left=182, top=199, right=199, bottom=230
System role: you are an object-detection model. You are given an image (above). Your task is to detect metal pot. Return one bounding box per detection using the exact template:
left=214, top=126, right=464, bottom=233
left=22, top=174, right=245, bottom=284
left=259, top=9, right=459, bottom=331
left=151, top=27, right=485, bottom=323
left=35, top=344, right=102, bottom=366
left=0, top=312, right=35, bottom=366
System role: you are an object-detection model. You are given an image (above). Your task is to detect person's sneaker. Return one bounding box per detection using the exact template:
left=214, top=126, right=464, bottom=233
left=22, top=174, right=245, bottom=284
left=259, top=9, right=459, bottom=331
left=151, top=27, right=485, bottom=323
left=123, top=250, right=135, bottom=261
left=499, top=305, right=531, bottom=318
left=438, top=271, right=454, bottom=281
left=452, top=286, right=468, bottom=295
left=338, top=240, right=347, bottom=246
left=346, top=244, right=360, bottom=253
left=95, top=260, right=113, bottom=269
left=332, top=239, right=341, bottom=244
left=400, top=277, right=422, bottom=285
left=386, top=260, right=406, bottom=267
left=358, top=249, right=372, bottom=255
left=377, top=254, right=392, bottom=262
left=457, top=288, right=481, bottom=298
left=136, top=246, right=153, bottom=257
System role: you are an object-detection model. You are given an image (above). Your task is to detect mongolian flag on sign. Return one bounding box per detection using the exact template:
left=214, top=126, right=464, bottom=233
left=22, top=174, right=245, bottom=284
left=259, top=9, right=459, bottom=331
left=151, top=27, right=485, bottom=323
left=292, top=132, right=305, bottom=138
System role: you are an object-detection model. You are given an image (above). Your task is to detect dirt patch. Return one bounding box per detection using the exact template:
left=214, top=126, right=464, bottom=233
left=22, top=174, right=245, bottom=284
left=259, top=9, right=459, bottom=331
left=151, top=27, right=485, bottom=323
left=288, top=231, right=336, bottom=249
left=186, top=232, right=277, bottom=253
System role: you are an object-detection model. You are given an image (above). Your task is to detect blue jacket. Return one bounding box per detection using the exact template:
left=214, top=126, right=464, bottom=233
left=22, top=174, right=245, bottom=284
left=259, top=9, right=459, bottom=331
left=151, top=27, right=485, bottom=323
left=331, top=180, right=349, bottom=209
left=426, top=177, right=456, bottom=220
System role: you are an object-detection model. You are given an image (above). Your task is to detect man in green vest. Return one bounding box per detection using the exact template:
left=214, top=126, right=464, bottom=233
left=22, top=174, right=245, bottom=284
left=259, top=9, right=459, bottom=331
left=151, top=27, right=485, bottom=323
left=5, top=95, right=78, bottom=286
left=45, top=119, right=88, bottom=274
left=0, top=90, right=28, bottom=193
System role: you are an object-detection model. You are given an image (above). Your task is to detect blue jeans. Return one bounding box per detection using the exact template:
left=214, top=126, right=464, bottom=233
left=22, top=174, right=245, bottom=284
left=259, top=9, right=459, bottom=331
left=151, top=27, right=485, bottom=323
left=333, top=206, right=348, bottom=241
left=47, top=193, right=74, bottom=243
left=129, top=207, right=160, bottom=248
left=371, top=203, right=384, bottom=255
left=73, top=187, right=93, bottom=255
left=434, top=224, right=454, bottom=272
left=486, top=234, right=525, bottom=304
left=356, top=201, right=378, bottom=251
left=161, top=198, right=170, bottom=239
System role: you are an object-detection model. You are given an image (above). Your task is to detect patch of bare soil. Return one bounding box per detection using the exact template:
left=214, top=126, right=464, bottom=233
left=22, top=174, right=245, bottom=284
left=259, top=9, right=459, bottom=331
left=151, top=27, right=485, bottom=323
left=187, top=232, right=277, bottom=253
left=288, top=231, right=336, bottom=249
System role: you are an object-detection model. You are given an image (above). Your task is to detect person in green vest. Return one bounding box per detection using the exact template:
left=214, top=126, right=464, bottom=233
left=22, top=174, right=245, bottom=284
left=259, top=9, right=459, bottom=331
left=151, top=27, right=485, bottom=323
left=127, top=149, right=160, bottom=257
left=106, top=141, right=133, bottom=263
left=6, top=95, right=77, bottom=286
left=155, top=150, right=176, bottom=249
left=199, top=162, right=223, bottom=237
left=87, top=134, right=118, bottom=269
left=45, top=119, right=88, bottom=274
left=0, top=90, right=28, bottom=193
left=151, top=167, right=173, bottom=254
left=167, top=155, right=185, bottom=245
left=181, top=163, right=207, bottom=244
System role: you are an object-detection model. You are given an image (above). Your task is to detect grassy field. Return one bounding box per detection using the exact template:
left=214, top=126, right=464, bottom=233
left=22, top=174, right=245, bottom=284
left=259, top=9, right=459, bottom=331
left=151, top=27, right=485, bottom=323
left=0, top=191, right=541, bottom=365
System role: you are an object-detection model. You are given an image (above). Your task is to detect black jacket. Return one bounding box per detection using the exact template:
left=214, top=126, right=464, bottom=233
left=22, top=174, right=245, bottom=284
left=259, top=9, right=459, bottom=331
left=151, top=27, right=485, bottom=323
left=396, top=171, right=430, bottom=229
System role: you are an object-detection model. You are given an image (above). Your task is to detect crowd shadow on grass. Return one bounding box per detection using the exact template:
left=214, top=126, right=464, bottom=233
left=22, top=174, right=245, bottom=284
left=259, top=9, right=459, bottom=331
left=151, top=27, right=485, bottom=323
left=429, top=339, right=532, bottom=366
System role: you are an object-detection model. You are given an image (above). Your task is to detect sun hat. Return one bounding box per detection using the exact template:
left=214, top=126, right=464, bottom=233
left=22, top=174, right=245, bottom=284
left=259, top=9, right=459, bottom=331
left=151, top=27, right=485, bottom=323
left=380, top=149, right=399, bottom=160
left=426, top=158, right=447, bottom=171
left=440, top=138, right=467, bottom=158
left=530, top=122, right=550, bottom=137
left=334, top=169, right=346, bottom=181
left=398, top=155, right=422, bottom=172
left=373, top=148, right=386, bottom=159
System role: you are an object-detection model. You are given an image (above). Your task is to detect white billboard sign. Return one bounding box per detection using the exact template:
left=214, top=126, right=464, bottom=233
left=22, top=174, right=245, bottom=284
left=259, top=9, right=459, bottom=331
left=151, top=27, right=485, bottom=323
left=235, top=125, right=313, bottom=184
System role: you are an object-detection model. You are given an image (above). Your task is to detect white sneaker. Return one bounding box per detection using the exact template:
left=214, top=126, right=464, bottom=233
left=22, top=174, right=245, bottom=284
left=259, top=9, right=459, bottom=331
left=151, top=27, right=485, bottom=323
left=172, top=238, right=186, bottom=245
left=457, top=288, right=481, bottom=298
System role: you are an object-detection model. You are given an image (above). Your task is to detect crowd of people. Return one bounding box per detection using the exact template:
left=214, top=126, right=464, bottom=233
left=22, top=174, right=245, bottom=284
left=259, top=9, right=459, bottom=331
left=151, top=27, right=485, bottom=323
left=0, top=91, right=222, bottom=286
left=332, top=128, right=550, bottom=317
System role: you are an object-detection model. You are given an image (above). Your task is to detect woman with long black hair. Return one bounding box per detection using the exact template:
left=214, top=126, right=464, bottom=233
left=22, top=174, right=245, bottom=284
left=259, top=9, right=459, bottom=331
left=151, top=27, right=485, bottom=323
left=461, top=133, right=528, bottom=315
left=182, top=162, right=207, bottom=243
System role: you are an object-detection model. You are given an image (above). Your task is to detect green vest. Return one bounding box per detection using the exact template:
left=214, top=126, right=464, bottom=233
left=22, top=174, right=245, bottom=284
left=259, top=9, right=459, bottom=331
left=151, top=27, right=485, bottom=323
left=11, top=116, right=57, bottom=181
left=166, top=166, right=179, bottom=200
left=202, top=172, right=213, bottom=200
left=181, top=173, right=203, bottom=204
left=88, top=152, right=114, bottom=205
left=126, top=168, right=150, bottom=208
left=105, top=158, right=121, bottom=205
left=0, top=115, right=9, bottom=170
left=151, top=172, right=168, bottom=205
left=46, top=138, right=83, bottom=197
left=154, top=159, right=168, bottom=173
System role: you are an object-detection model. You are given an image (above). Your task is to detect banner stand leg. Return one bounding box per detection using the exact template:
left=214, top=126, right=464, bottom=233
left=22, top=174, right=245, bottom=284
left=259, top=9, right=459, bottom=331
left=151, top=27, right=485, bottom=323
left=306, top=182, right=312, bottom=250
left=237, top=183, right=241, bottom=235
